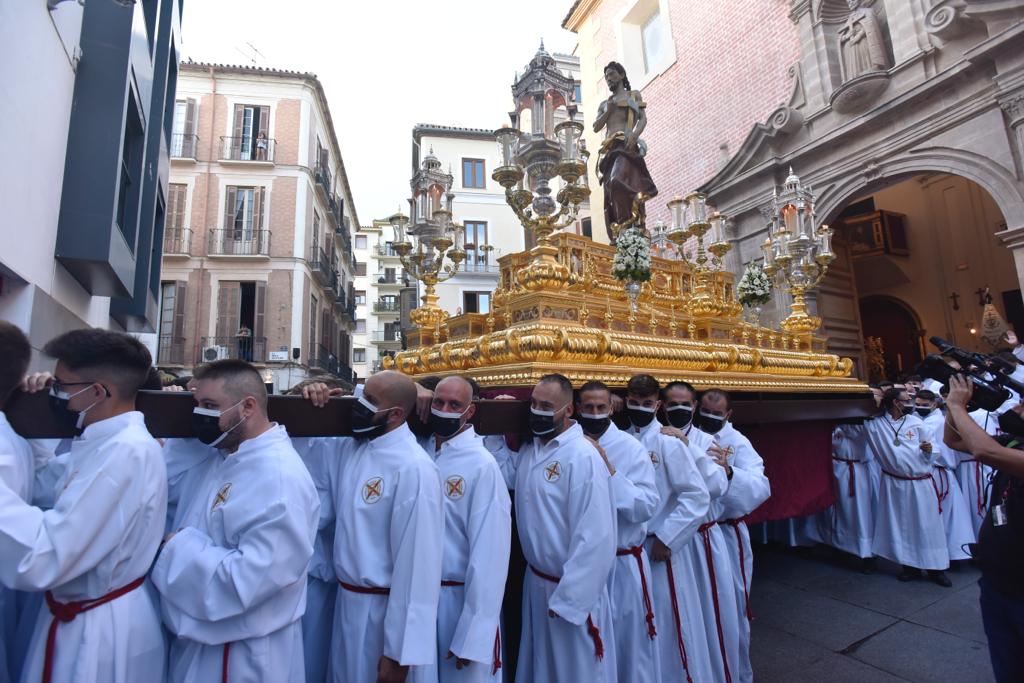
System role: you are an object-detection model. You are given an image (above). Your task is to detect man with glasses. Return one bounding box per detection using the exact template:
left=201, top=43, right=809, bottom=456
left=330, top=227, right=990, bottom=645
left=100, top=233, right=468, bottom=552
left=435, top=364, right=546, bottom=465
left=0, top=329, right=167, bottom=683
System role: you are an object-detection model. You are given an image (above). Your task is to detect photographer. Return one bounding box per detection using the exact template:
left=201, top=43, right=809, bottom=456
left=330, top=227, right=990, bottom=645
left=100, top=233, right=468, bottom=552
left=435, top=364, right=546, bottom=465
left=944, top=375, right=1024, bottom=683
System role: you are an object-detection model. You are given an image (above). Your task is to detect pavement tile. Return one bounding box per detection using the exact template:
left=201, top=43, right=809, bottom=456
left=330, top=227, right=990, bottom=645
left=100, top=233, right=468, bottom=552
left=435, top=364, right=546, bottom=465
left=904, top=581, right=988, bottom=645
left=782, top=652, right=910, bottom=682
left=753, top=587, right=899, bottom=652
left=798, top=568, right=961, bottom=619
left=750, top=621, right=833, bottom=681
left=849, top=620, right=994, bottom=683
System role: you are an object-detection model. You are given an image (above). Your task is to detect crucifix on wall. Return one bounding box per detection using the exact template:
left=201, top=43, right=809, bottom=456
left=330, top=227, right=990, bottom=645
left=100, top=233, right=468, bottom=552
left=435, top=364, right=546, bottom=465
left=949, top=292, right=960, bottom=311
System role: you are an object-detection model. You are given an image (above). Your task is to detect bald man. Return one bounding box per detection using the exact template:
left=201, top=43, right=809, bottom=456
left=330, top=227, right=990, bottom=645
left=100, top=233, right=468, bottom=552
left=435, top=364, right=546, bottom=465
left=150, top=359, right=319, bottom=683
left=306, top=371, right=444, bottom=683
left=410, top=376, right=510, bottom=683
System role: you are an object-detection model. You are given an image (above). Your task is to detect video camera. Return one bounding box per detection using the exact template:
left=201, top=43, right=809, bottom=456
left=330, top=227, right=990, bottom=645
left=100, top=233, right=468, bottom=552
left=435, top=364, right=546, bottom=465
left=916, top=336, right=1024, bottom=412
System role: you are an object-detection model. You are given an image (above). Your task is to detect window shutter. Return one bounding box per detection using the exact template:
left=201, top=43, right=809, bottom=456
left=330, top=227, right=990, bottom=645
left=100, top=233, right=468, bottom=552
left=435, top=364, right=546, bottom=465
left=173, top=281, right=187, bottom=339
left=215, top=282, right=240, bottom=340
left=254, top=281, right=267, bottom=344
left=223, top=186, right=237, bottom=232
left=184, top=98, right=197, bottom=135
left=258, top=106, right=270, bottom=137
left=254, top=187, right=266, bottom=231
left=174, top=185, right=187, bottom=231
left=233, top=104, right=244, bottom=139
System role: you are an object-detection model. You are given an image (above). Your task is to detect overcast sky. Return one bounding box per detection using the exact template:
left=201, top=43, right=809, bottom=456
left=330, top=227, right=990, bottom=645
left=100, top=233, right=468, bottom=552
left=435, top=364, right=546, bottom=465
left=180, top=1, right=579, bottom=224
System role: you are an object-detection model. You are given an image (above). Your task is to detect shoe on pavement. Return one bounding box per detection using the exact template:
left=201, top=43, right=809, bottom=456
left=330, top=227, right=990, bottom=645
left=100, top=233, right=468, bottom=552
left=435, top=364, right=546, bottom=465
left=861, top=558, right=877, bottom=575
left=898, top=566, right=918, bottom=582
left=927, top=570, right=952, bottom=587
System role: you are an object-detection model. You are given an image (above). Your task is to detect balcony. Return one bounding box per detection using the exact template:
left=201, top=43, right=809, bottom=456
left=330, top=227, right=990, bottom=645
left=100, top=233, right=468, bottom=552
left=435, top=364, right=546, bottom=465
left=314, top=162, right=333, bottom=200
left=163, top=228, right=192, bottom=257
left=374, top=272, right=407, bottom=287
left=332, top=198, right=345, bottom=229
left=208, top=229, right=271, bottom=257
left=374, top=244, right=402, bottom=259
left=373, top=299, right=400, bottom=314
left=200, top=336, right=268, bottom=363
left=170, top=133, right=199, bottom=160
left=311, top=343, right=341, bottom=375
left=310, top=245, right=333, bottom=284
left=372, top=329, right=403, bottom=345
left=220, top=136, right=275, bottom=164
left=461, top=261, right=500, bottom=274
left=156, top=336, right=186, bottom=366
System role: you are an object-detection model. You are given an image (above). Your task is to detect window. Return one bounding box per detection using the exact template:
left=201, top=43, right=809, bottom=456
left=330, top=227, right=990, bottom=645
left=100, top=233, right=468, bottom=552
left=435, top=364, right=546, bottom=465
left=167, top=184, right=187, bottom=234
left=354, top=348, right=366, bottom=363
left=356, top=319, right=366, bottom=333
left=641, top=8, right=667, bottom=72
left=574, top=82, right=582, bottom=104
left=462, top=158, right=486, bottom=189
left=159, top=282, right=176, bottom=339
left=170, top=99, right=197, bottom=157
left=463, top=291, right=491, bottom=314
left=157, top=281, right=186, bottom=364
left=355, top=235, right=367, bottom=249
left=312, top=211, right=321, bottom=254
left=117, top=96, right=145, bottom=249
left=230, top=104, right=270, bottom=160
left=354, top=290, right=366, bottom=305
left=382, top=267, right=396, bottom=283
left=356, top=261, right=367, bottom=277
left=582, top=217, right=593, bottom=239
left=464, top=221, right=489, bottom=272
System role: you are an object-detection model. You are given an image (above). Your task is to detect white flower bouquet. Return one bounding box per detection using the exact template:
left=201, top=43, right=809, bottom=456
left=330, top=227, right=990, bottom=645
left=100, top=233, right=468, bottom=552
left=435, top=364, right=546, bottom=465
left=612, top=227, right=652, bottom=282
left=737, top=261, right=773, bottom=307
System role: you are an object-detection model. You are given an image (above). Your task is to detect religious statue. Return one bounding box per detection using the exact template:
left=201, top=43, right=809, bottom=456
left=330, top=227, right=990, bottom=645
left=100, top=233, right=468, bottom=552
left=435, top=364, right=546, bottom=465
left=594, top=62, right=658, bottom=243
left=838, top=0, right=889, bottom=81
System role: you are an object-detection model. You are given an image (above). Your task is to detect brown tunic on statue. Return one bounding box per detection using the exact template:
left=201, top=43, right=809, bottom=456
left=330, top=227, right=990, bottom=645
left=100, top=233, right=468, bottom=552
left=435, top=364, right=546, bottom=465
left=596, top=91, right=658, bottom=241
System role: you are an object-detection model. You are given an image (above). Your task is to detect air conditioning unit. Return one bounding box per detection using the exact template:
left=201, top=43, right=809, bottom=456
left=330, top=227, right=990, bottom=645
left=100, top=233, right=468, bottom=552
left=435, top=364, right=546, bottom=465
left=202, top=345, right=230, bottom=362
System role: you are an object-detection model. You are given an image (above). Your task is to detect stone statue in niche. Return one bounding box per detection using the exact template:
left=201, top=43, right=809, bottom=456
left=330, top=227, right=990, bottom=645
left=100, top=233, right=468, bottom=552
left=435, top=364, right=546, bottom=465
left=838, top=0, right=889, bottom=81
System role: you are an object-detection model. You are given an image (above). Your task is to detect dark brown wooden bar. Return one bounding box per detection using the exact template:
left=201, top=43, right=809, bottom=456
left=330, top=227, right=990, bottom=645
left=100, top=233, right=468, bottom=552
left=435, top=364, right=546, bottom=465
left=5, top=389, right=877, bottom=439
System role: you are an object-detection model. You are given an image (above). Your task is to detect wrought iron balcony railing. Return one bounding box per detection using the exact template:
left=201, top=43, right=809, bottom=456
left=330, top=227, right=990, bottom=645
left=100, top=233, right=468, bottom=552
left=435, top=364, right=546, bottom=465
left=200, top=336, right=267, bottom=363
left=170, top=133, right=199, bottom=159
left=163, top=228, right=192, bottom=256
left=220, top=136, right=275, bottom=162
left=157, top=336, right=186, bottom=365
left=373, top=300, right=401, bottom=313
left=208, top=229, right=271, bottom=256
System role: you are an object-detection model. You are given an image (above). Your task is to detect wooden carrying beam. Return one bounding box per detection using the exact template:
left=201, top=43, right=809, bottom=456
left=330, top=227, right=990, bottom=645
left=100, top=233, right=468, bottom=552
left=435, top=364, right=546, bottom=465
left=5, top=390, right=877, bottom=439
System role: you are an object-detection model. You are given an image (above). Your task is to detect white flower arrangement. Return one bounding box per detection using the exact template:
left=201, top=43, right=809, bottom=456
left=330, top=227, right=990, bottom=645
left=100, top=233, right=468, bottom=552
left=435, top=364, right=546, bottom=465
left=612, top=227, right=652, bottom=282
left=737, top=261, right=773, bottom=307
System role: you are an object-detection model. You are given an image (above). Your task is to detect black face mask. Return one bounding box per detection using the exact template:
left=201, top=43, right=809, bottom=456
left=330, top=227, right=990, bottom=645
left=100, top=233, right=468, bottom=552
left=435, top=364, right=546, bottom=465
left=916, top=407, right=933, bottom=418
left=429, top=407, right=467, bottom=439
left=627, top=405, right=657, bottom=428
left=351, top=397, right=391, bottom=440
left=48, top=385, right=104, bottom=434
left=665, top=404, right=694, bottom=429
left=998, top=410, right=1024, bottom=438
left=698, top=410, right=726, bottom=435
left=191, top=401, right=246, bottom=447
left=529, top=405, right=566, bottom=437
left=900, top=403, right=915, bottom=416
left=578, top=413, right=611, bottom=436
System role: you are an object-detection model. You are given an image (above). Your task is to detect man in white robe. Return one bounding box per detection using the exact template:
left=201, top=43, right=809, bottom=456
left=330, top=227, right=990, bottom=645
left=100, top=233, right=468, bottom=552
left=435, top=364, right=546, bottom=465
left=0, top=329, right=167, bottom=683
left=0, top=322, right=36, bottom=683
left=955, top=407, right=998, bottom=535
left=151, top=360, right=319, bottom=683
left=577, top=380, right=661, bottom=683
left=411, top=376, right=510, bottom=683
left=307, top=371, right=444, bottom=683
left=824, top=422, right=877, bottom=568
left=622, top=376, right=714, bottom=683
left=865, top=387, right=951, bottom=585
left=487, top=374, right=618, bottom=683
left=700, top=388, right=771, bottom=683
left=916, top=391, right=974, bottom=562
left=659, top=379, right=737, bottom=683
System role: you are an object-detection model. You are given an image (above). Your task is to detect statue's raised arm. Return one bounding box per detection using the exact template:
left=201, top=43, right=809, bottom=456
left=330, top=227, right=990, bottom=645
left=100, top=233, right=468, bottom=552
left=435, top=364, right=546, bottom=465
left=594, top=62, right=658, bottom=242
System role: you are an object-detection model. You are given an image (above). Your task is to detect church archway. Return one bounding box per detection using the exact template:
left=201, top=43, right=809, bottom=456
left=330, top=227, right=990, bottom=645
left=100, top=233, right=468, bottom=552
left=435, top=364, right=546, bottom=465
left=815, top=170, right=1021, bottom=378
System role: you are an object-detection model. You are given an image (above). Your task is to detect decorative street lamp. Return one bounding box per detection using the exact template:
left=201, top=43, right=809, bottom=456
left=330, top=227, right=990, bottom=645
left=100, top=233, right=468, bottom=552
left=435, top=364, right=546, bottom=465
left=761, top=168, right=835, bottom=333
left=389, top=149, right=466, bottom=330
left=491, top=43, right=590, bottom=290
left=666, top=192, right=736, bottom=317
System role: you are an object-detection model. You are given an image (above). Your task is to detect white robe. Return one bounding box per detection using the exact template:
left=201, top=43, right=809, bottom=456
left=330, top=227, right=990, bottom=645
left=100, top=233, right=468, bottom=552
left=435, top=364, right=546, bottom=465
left=0, top=412, right=167, bottom=683
left=161, top=437, right=216, bottom=535
left=310, top=424, right=444, bottom=683
left=0, top=412, right=34, bottom=683
left=954, top=409, right=996, bottom=537
left=865, top=414, right=948, bottom=570
left=822, top=422, right=876, bottom=558
left=921, top=413, right=975, bottom=561
left=292, top=437, right=338, bottom=683
left=410, top=426, right=511, bottom=683
left=710, top=423, right=771, bottom=683
left=596, top=422, right=661, bottom=683
left=628, top=419, right=714, bottom=683
left=151, top=425, right=319, bottom=683
left=490, top=422, right=618, bottom=683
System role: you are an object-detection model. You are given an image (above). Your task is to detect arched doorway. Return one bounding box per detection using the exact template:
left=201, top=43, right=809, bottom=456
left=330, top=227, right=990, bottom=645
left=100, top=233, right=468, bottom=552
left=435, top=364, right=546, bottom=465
left=816, top=171, right=1020, bottom=378
left=859, top=295, right=922, bottom=381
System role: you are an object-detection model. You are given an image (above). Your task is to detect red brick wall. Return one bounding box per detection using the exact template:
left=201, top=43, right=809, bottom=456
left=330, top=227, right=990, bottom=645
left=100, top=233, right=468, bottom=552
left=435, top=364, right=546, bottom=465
left=585, top=0, right=800, bottom=223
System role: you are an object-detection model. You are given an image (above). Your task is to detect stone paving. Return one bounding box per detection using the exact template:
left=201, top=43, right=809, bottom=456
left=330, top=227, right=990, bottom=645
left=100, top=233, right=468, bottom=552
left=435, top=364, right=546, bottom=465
left=750, top=544, right=994, bottom=682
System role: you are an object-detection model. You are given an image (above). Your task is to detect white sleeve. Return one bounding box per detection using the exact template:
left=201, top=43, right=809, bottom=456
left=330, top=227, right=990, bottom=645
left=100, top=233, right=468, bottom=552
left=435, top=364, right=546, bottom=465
left=608, top=440, right=660, bottom=524
left=548, top=451, right=616, bottom=625
left=384, top=463, right=444, bottom=666
left=717, top=440, right=771, bottom=520
left=448, top=462, right=511, bottom=663
left=652, top=439, right=711, bottom=552
left=482, top=435, right=518, bottom=489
